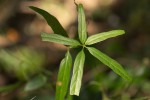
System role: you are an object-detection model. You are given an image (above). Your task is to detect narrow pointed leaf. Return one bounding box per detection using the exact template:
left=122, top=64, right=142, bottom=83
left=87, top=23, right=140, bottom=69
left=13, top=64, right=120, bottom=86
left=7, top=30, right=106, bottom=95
left=56, top=51, right=72, bottom=100
left=41, top=33, right=80, bottom=47
left=29, top=6, right=68, bottom=37
left=87, top=47, right=132, bottom=82
left=78, top=4, right=87, bottom=44
left=85, top=30, right=125, bottom=45
left=70, top=50, right=85, bottom=96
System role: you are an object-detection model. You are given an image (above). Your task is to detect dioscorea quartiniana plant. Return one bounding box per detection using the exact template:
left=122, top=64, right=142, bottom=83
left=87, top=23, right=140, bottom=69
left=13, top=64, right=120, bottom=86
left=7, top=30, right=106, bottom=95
left=29, top=3, right=132, bottom=100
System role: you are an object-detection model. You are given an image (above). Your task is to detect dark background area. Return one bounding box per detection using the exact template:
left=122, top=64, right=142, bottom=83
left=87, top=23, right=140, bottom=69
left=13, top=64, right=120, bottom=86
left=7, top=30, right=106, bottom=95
left=0, top=0, right=150, bottom=100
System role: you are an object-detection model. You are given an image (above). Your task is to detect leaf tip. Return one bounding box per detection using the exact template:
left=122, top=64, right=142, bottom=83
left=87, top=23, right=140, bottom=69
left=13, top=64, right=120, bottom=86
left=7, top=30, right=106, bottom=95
left=40, top=32, right=45, bottom=37
left=119, top=30, right=125, bottom=35
left=28, top=6, right=35, bottom=10
left=127, top=75, right=133, bottom=83
left=70, top=92, right=79, bottom=96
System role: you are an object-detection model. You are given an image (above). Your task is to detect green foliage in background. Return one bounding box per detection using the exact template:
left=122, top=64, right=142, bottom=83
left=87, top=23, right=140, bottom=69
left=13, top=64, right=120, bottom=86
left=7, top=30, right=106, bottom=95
left=29, top=3, right=132, bottom=100
left=0, top=47, right=50, bottom=94
left=0, top=48, right=44, bottom=80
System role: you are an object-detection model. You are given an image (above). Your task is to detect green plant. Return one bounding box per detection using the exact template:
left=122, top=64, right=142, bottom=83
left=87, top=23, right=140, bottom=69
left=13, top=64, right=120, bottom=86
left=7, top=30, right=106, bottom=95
left=29, top=2, right=132, bottom=100
left=0, top=48, right=45, bottom=80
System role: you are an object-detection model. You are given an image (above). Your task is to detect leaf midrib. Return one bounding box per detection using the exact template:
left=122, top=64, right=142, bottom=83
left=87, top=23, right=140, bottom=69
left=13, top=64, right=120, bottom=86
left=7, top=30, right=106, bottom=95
left=86, top=31, right=123, bottom=44
left=88, top=47, right=131, bottom=81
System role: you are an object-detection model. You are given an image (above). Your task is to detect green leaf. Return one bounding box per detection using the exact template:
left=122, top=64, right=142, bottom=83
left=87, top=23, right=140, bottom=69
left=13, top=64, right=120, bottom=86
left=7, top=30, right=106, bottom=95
left=41, top=33, right=80, bottom=47
left=87, top=47, right=132, bottom=82
left=29, top=6, right=68, bottom=37
left=78, top=4, right=87, bottom=44
left=70, top=50, right=85, bottom=96
left=24, top=74, right=47, bottom=91
left=85, top=30, right=125, bottom=45
left=56, top=51, right=72, bottom=100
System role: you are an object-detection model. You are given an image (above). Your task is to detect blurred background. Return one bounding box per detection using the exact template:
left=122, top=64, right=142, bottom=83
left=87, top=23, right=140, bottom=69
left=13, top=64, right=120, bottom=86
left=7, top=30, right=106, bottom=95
left=0, top=0, right=150, bottom=100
